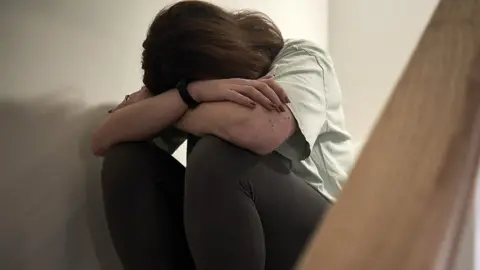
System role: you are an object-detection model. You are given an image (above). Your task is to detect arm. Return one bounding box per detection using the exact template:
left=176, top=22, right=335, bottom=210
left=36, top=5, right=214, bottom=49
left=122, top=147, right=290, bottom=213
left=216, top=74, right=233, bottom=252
left=91, top=75, right=290, bottom=156
left=175, top=101, right=296, bottom=155
left=91, top=89, right=188, bottom=156
left=177, top=40, right=340, bottom=159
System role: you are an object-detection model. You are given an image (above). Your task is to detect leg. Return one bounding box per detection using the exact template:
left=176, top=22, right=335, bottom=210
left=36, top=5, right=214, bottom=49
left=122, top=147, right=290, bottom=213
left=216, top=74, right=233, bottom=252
left=184, top=136, right=330, bottom=270
left=101, top=142, right=195, bottom=270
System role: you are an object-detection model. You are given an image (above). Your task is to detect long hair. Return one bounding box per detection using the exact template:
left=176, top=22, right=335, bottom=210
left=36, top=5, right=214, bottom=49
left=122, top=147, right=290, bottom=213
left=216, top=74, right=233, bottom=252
left=141, top=1, right=284, bottom=95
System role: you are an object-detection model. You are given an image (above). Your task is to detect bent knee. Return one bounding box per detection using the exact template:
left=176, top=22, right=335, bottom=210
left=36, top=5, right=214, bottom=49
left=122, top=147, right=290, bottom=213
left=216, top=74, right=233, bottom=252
left=103, top=142, right=158, bottom=170
left=102, top=141, right=177, bottom=182
left=185, top=136, right=260, bottom=185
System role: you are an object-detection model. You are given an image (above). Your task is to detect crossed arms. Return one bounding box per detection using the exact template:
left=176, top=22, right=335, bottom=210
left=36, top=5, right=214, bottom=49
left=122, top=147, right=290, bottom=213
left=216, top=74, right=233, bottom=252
left=91, top=82, right=296, bottom=156
left=176, top=100, right=295, bottom=155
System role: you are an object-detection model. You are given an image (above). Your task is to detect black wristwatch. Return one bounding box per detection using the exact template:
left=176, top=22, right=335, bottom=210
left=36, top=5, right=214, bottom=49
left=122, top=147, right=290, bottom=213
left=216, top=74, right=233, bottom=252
left=176, top=79, right=200, bottom=108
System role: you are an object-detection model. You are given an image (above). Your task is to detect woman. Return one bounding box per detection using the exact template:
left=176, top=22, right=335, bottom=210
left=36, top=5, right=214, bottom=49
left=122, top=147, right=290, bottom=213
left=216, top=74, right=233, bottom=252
left=92, top=1, right=353, bottom=270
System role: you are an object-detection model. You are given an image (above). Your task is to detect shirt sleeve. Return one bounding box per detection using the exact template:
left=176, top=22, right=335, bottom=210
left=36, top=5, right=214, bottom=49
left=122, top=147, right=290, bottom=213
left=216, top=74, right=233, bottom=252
left=152, top=126, right=188, bottom=154
left=273, top=40, right=334, bottom=160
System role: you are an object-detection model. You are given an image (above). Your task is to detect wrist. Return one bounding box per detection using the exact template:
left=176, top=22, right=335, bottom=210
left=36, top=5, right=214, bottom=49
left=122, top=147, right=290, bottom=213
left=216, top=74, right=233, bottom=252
left=186, top=80, right=202, bottom=101
left=177, top=79, right=200, bottom=108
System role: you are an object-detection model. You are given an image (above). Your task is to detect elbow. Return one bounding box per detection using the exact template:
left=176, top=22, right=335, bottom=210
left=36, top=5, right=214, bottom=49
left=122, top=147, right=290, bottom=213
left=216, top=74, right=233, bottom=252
left=235, top=114, right=296, bottom=156
left=91, top=143, right=105, bottom=157
left=251, top=146, right=276, bottom=156
left=247, top=135, right=288, bottom=156
left=205, top=103, right=296, bottom=156
left=90, top=129, right=109, bottom=157
left=244, top=134, right=283, bottom=155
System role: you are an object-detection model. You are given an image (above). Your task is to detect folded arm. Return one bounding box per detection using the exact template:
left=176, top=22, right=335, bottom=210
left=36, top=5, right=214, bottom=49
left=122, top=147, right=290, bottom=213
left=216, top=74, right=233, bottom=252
left=91, top=89, right=188, bottom=156
left=175, top=102, right=296, bottom=155
left=91, top=77, right=288, bottom=156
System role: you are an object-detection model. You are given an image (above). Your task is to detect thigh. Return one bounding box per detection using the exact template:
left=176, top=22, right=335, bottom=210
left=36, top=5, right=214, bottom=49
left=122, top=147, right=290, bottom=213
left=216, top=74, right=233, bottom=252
left=185, top=135, right=329, bottom=270
left=102, top=141, right=186, bottom=223
left=102, top=141, right=193, bottom=270
left=184, top=136, right=267, bottom=270
left=247, top=155, right=331, bottom=270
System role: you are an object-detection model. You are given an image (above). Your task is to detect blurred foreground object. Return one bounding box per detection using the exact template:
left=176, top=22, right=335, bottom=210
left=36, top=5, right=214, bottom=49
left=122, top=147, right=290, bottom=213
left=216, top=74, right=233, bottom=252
left=296, top=0, right=480, bottom=269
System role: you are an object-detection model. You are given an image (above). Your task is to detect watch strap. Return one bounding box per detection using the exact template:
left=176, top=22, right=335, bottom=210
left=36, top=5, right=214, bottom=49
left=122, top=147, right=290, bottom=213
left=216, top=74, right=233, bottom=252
left=176, top=79, right=199, bottom=108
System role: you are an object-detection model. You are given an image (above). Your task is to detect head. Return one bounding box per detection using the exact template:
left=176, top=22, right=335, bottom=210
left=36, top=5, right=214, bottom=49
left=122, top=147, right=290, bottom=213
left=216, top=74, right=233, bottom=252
left=142, top=0, right=284, bottom=95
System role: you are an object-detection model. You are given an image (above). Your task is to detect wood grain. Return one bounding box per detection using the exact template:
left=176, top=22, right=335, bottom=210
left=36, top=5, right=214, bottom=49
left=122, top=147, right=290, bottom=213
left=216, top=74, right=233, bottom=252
left=296, top=0, right=480, bottom=269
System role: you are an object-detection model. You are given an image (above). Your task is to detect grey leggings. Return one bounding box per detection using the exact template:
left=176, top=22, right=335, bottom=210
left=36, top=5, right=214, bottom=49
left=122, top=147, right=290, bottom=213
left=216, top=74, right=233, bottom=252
left=101, top=135, right=330, bottom=270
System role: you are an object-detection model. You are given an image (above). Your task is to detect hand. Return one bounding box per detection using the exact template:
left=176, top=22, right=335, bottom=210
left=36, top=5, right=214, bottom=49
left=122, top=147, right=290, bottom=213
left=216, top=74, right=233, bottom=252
left=188, top=75, right=289, bottom=111
left=109, top=86, right=153, bottom=113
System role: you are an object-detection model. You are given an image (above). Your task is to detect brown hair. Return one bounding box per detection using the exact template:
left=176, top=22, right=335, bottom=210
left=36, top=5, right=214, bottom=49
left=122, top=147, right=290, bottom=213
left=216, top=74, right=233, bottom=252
left=141, top=0, right=284, bottom=95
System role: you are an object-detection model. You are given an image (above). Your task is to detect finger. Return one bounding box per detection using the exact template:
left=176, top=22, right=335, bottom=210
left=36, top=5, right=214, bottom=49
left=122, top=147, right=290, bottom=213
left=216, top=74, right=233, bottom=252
left=235, top=79, right=280, bottom=109
left=231, top=85, right=277, bottom=111
left=110, top=97, right=131, bottom=113
left=139, top=86, right=151, bottom=96
left=127, top=90, right=147, bottom=103
left=224, top=90, right=257, bottom=109
left=260, top=74, right=274, bottom=79
left=109, top=104, right=125, bottom=113
left=248, top=80, right=284, bottom=110
left=127, top=88, right=144, bottom=100
left=260, top=77, right=289, bottom=104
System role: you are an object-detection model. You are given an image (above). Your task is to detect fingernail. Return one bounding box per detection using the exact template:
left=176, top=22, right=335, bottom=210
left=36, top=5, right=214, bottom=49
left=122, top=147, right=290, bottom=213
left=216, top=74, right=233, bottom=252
left=279, top=105, right=286, bottom=112
left=264, top=74, right=273, bottom=79
left=251, top=102, right=257, bottom=108
left=108, top=109, right=113, bottom=113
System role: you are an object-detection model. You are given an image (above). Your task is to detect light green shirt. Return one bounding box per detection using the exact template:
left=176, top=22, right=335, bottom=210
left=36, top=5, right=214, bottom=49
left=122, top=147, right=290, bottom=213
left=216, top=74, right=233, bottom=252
left=272, top=39, right=353, bottom=201
left=154, top=39, right=354, bottom=201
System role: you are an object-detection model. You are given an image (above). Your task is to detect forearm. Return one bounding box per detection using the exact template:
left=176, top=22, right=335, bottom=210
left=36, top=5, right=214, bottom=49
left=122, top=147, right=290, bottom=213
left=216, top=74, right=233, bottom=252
left=176, top=102, right=295, bottom=154
left=91, top=89, right=188, bottom=156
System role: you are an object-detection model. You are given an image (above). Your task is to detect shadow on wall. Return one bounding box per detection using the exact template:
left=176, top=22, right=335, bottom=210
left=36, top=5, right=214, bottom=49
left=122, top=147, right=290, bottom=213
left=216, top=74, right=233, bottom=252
left=0, top=92, right=121, bottom=270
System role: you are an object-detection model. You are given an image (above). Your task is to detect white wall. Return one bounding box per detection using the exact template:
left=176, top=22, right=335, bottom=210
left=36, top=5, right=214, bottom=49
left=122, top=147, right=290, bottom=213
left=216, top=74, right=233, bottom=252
left=328, top=0, right=474, bottom=269
left=0, top=0, right=327, bottom=269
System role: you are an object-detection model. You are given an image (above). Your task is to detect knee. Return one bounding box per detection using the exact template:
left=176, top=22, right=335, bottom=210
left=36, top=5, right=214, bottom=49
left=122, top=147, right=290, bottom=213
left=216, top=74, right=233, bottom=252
left=103, top=142, right=159, bottom=175
left=101, top=142, right=174, bottom=186
left=185, top=136, right=260, bottom=186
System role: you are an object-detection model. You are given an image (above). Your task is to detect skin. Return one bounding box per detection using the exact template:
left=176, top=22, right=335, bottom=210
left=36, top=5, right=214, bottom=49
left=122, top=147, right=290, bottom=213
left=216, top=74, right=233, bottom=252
left=176, top=101, right=295, bottom=155
left=91, top=76, right=295, bottom=156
